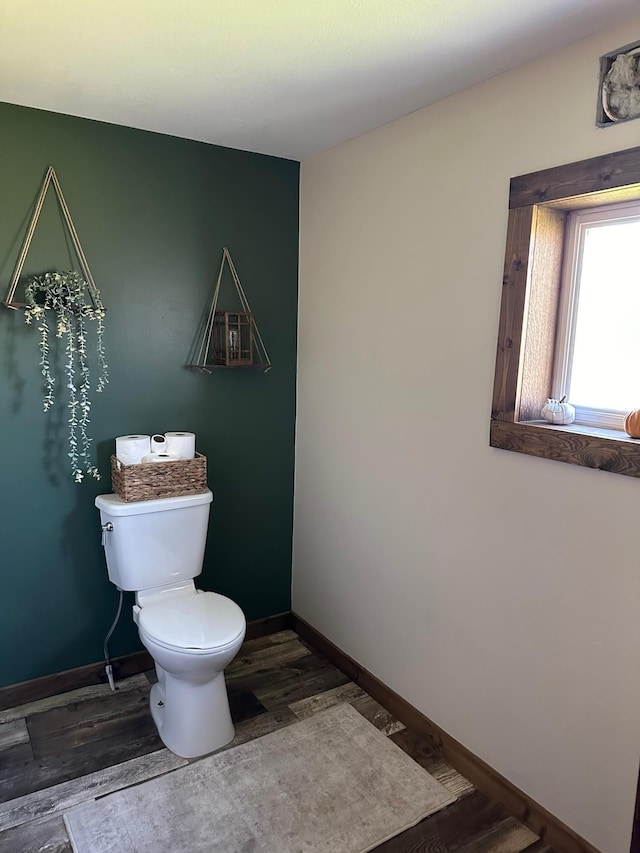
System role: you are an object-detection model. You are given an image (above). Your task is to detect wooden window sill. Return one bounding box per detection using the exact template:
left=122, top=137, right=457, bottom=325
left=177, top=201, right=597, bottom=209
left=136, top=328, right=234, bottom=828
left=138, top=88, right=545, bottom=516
left=490, top=419, right=640, bottom=478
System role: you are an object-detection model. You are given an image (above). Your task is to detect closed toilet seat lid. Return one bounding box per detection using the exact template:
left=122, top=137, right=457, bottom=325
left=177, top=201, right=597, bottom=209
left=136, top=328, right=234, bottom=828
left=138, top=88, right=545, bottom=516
left=138, top=592, right=245, bottom=651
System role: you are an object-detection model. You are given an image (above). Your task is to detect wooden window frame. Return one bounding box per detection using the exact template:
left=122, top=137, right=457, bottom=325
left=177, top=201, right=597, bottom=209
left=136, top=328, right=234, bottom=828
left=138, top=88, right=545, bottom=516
left=552, top=199, right=640, bottom=431
left=490, top=145, right=640, bottom=479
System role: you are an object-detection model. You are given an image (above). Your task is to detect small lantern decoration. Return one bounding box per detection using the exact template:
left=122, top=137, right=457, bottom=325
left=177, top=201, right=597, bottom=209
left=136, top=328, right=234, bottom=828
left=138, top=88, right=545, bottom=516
left=541, top=395, right=575, bottom=425
left=213, top=311, right=254, bottom=366
left=190, top=247, right=271, bottom=372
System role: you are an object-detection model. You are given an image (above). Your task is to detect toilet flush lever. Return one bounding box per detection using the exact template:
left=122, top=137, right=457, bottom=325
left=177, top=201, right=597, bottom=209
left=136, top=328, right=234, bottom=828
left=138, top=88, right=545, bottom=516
left=101, top=522, right=113, bottom=547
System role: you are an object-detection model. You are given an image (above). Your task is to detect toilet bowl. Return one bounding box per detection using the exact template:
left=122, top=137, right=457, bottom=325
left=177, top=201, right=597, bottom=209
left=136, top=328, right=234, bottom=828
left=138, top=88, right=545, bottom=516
left=95, top=489, right=247, bottom=759
left=134, top=589, right=246, bottom=758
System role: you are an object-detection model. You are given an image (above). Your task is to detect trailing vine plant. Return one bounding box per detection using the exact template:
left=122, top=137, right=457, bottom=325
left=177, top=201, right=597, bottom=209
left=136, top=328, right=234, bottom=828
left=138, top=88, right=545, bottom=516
left=24, top=271, right=108, bottom=482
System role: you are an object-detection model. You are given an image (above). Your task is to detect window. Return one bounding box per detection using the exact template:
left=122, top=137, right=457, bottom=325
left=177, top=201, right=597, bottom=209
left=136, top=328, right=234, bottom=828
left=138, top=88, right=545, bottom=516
left=553, top=200, right=640, bottom=430
left=490, top=145, right=640, bottom=479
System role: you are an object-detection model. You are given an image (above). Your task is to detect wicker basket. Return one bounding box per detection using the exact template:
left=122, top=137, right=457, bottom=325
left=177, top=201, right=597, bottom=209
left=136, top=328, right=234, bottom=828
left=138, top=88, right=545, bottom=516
left=111, top=452, right=208, bottom=502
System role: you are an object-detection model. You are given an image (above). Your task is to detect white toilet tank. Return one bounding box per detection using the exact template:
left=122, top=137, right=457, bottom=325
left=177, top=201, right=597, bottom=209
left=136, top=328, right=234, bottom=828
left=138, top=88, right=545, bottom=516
left=95, top=490, right=213, bottom=591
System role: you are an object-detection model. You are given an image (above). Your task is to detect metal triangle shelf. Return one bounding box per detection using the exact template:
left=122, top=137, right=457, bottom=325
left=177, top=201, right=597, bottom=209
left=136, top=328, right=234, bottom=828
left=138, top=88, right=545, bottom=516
left=3, top=165, right=103, bottom=311
left=190, top=247, right=272, bottom=372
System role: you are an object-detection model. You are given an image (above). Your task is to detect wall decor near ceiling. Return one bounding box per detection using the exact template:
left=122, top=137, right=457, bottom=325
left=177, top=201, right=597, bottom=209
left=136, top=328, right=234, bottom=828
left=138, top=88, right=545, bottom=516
left=190, top=247, right=272, bottom=372
left=3, top=165, right=108, bottom=482
left=596, top=39, right=640, bottom=126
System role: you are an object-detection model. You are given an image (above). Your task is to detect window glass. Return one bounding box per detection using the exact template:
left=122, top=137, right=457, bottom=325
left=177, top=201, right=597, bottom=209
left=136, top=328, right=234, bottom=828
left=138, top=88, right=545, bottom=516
left=555, top=203, right=640, bottom=427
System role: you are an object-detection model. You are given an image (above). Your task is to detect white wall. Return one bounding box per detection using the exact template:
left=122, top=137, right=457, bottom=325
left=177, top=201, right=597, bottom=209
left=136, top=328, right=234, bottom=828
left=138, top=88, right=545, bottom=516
left=294, top=18, right=640, bottom=853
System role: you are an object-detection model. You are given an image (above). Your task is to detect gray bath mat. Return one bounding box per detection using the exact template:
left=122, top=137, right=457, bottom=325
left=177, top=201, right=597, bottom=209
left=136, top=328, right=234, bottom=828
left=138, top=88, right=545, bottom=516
left=64, top=703, right=456, bottom=852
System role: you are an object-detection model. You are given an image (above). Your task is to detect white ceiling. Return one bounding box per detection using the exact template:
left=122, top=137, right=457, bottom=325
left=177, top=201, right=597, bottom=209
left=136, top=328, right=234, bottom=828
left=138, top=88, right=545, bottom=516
left=0, top=0, right=638, bottom=161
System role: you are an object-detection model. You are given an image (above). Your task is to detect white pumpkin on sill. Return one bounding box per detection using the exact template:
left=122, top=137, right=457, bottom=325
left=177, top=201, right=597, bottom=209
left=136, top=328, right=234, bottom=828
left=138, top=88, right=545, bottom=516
left=541, top=396, right=575, bottom=425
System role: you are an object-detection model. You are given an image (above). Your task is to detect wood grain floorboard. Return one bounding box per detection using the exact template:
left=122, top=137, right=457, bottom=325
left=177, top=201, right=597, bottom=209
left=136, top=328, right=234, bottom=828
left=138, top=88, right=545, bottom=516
left=0, top=749, right=187, bottom=833
left=0, top=719, right=29, bottom=751
left=1, top=725, right=163, bottom=803
left=289, top=681, right=367, bottom=718
left=27, top=687, right=152, bottom=758
left=226, top=637, right=313, bottom=679
left=422, top=756, right=477, bottom=801
left=457, top=816, right=538, bottom=852
left=240, top=629, right=299, bottom=652
left=0, top=674, right=149, bottom=726
left=244, top=651, right=351, bottom=708
left=266, top=629, right=299, bottom=644
left=370, top=789, right=513, bottom=852
left=254, top=665, right=350, bottom=708
left=229, top=652, right=330, bottom=696
left=0, top=814, right=71, bottom=853
left=0, top=742, right=34, bottom=775
left=522, top=842, right=557, bottom=853
left=390, top=729, right=475, bottom=800
left=351, top=693, right=406, bottom=735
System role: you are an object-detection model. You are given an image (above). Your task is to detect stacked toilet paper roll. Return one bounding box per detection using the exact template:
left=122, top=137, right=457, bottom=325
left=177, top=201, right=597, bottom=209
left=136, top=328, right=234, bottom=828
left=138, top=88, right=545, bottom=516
left=142, top=452, right=182, bottom=463
left=165, top=432, right=196, bottom=459
left=115, top=432, right=197, bottom=464
left=115, top=435, right=151, bottom=465
left=150, top=434, right=168, bottom=453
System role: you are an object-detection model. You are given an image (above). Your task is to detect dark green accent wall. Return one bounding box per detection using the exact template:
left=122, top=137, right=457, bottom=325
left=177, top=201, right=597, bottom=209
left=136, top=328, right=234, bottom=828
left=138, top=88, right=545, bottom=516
left=0, top=102, right=299, bottom=688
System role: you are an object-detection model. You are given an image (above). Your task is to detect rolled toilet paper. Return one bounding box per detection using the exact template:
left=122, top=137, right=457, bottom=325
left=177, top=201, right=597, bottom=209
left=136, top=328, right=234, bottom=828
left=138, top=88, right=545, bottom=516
left=115, top=435, right=151, bottom=465
left=142, top=452, right=182, bottom=463
left=164, top=431, right=196, bottom=459
left=150, top=434, right=168, bottom=453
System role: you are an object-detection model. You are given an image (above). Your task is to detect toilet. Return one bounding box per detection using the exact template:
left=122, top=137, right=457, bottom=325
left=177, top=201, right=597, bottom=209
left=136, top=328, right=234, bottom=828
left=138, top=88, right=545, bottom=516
left=95, top=489, right=246, bottom=758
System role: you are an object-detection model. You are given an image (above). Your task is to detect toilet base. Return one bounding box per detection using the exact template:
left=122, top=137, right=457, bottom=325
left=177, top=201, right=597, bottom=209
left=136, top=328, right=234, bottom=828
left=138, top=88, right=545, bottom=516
left=150, top=667, right=235, bottom=758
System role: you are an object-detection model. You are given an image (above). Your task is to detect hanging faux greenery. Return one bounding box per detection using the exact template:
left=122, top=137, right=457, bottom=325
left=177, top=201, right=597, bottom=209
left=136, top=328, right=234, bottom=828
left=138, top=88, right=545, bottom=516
left=24, top=271, right=108, bottom=483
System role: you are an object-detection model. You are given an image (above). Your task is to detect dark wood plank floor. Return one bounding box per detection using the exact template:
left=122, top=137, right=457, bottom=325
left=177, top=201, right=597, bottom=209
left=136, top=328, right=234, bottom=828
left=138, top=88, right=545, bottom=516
left=0, top=630, right=555, bottom=852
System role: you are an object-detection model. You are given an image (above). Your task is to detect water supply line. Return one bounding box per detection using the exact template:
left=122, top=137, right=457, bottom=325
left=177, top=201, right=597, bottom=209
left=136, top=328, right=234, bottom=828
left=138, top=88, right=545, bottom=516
left=103, top=587, right=123, bottom=692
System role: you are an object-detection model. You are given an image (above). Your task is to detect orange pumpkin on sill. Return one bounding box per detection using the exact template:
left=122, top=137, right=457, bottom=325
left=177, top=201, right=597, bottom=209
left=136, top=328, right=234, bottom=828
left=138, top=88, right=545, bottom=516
left=624, top=409, right=640, bottom=438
